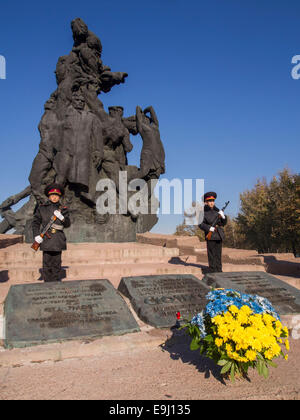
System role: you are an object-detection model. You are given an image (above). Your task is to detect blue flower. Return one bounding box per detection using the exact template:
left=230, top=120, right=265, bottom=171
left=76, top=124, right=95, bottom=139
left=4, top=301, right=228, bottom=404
left=203, top=289, right=280, bottom=320
left=191, top=312, right=207, bottom=337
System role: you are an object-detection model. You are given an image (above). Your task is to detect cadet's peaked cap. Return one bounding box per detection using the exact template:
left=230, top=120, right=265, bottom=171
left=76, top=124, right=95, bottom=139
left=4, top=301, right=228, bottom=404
left=204, top=191, right=217, bottom=201
left=44, top=183, right=65, bottom=197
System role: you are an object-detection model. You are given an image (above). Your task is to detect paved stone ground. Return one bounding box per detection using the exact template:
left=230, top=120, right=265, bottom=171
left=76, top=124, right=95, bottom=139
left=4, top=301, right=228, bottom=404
left=0, top=328, right=299, bottom=400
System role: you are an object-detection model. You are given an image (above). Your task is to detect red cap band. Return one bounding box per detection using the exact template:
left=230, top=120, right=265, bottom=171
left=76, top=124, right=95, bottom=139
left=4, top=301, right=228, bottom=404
left=48, top=188, right=62, bottom=196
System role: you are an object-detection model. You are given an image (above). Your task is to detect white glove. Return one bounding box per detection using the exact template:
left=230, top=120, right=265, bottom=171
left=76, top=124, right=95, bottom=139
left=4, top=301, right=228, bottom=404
left=54, top=210, right=64, bottom=221
left=209, top=227, right=215, bottom=232
left=218, top=210, right=225, bottom=219
left=35, top=235, right=43, bottom=244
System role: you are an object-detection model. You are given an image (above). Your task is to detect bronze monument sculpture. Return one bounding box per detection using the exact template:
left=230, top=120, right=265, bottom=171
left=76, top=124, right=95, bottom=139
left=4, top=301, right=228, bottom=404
left=0, top=18, right=166, bottom=242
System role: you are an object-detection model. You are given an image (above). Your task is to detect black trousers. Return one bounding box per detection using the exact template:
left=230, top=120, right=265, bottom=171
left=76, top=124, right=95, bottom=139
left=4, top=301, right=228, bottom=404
left=206, top=240, right=223, bottom=273
left=42, top=251, right=62, bottom=282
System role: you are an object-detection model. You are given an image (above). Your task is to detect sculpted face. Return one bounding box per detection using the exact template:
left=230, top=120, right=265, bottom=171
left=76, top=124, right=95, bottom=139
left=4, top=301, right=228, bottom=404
left=44, top=97, right=56, bottom=111
left=109, top=106, right=123, bottom=118
left=55, top=56, right=68, bottom=84
left=72, top=94, right=85, bottom=110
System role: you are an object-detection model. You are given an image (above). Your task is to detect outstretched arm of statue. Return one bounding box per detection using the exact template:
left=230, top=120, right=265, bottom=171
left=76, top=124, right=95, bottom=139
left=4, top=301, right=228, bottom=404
left=100, top=71, right=128, bottom=93
left=135, top=106, right=143, bottom=133
left=0, top=185, right=31, bottom=210
left=143, top=106, right=159, bottom=127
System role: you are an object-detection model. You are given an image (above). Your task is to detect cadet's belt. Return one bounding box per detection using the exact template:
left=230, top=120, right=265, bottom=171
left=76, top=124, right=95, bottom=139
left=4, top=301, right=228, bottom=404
left=49, top=223, right=64, bottom=234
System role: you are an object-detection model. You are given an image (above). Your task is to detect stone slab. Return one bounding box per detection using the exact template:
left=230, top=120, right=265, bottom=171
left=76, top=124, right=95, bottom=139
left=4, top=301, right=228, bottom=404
left=202, top=271, right=300, bottom=315
left=4, top=279, right=140, bottom=348
left=118, top=274, right=211, bottom=328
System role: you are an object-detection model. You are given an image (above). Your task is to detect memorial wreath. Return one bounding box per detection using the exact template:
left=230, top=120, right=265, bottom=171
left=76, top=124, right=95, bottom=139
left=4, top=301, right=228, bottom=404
left=181, top=289, right=290, bottom=381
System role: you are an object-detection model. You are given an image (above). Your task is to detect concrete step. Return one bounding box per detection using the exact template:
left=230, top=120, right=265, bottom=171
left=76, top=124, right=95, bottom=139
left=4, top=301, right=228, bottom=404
left=0, top=261, right=204, bottom=284
left=0, top=255, right=176, bottom=268
left=0, top=243, right=179, bottom=266
left=196, top=252, right=265, bottom=266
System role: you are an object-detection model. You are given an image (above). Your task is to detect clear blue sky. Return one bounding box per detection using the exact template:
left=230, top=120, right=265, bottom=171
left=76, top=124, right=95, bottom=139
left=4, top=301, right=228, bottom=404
left=0, top=0, right=299, bottom=234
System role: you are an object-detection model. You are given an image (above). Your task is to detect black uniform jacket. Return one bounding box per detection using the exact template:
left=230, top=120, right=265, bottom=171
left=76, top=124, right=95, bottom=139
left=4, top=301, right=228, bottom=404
left=32, top=201, right=71, bottom=252
left=199, top=205, right=227, bottom=241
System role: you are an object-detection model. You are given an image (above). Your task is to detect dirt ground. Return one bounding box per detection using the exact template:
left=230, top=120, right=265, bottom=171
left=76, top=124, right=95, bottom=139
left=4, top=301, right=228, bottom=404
left=0, top=329, right=299, bottom=401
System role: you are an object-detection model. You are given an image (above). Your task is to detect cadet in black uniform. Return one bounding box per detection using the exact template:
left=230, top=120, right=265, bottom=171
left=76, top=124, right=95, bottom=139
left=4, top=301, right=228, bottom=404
left=199, top=192, right=227, bottom=273
left=32, top=183, right=71, bottom=282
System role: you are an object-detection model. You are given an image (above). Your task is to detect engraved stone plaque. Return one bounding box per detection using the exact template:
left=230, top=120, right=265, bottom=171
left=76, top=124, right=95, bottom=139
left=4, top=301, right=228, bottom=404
left=118, top=274, right=211, bottom=328
left=202, top=271, right=300, bottom=315
left=4, top=279, right=140, bottom=348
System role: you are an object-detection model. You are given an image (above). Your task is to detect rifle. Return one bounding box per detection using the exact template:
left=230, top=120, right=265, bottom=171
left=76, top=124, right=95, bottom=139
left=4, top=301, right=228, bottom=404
left=31, top=205, right=66, bottom=251
left=206, top=201, right=230, bottom=241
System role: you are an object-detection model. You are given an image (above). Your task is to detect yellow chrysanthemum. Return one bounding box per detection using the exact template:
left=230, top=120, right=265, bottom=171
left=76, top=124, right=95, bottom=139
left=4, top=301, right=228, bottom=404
left=262, top=313, right=274, bottom=326
left=212, top=315, right=223, bottom=325
left=264, top=350, right=274, bottom=360
left=223, top=311, right=234, bottom=324
left=218, top=324, right=229, bottom=339
left=208, top=306, right=289, bottom=368
left=240, top=305, right=252, bottom=316
left=215, top=337, right=223, bottom=347
left=225, top=343, right=233, bottom=353
left=245, top=349, right=257, bottom=361
left=285, top=339, right=290, bottom=351
left=283, top=327, right=289, bottom=337
left=229, top=305, right=239, bottom=315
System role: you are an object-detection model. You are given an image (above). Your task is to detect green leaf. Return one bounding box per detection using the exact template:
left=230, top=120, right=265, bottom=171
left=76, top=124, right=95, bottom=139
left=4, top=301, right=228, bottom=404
left=203, top=334, right=214, bottom=343
left=257, top=359, right=263, bottom=376
left=230, top=362, right=235, bottom=382
left=190, top=338, right=200, bottom=351
left=199, top=344, right=206, bottom=355
left=221, top=361, right=232, bottom=374
left=217, top=359, right=228, bottom=366
left=257, top=352, right=264, bottom=361
left=262, top=362, right=269, bottom=379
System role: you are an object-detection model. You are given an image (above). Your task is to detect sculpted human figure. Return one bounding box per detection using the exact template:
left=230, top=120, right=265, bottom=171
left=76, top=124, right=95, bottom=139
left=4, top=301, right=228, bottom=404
left=0, top=186, right=36, bottom=234
left=29, top=93, right=60, bottom=203
left=135, top=106, right=165, bottom=179
left=99, top=105, right=135, bottom=192
left=107, top=106, right=133, bottom=166
left=50, top=18, right=128, bottom=122
left=122, top=115, right=138, bottom=136
left=54, top=92, right=103, bottom=203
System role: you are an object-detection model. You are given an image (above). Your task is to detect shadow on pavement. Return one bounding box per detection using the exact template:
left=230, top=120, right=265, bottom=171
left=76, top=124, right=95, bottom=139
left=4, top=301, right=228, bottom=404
left=160, top=328, right=227, bottom=385
left=37, top=267, right=68, bottom=281
left=0, top=270, right=9, bottom=283
left=168, top=256, right=209, bottom=274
